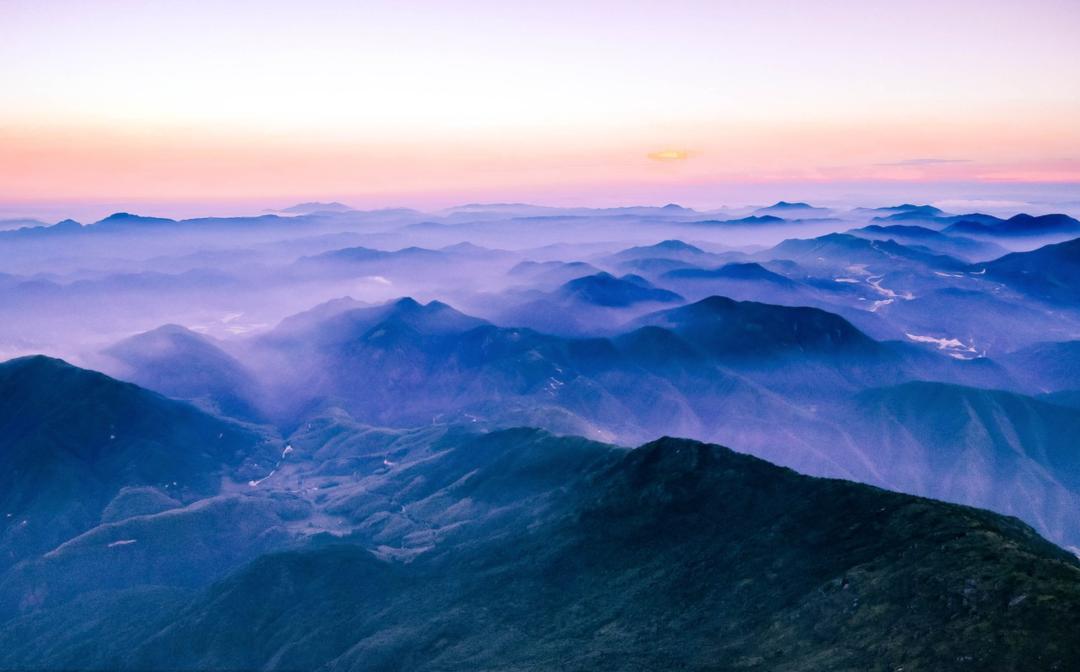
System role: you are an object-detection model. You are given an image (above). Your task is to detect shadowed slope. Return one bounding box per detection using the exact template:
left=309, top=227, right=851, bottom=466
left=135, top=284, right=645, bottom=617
left=9, top=433, right=1074, bottom=671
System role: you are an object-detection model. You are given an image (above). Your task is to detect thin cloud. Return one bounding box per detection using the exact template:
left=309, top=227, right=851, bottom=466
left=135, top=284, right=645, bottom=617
left=875, top=158, right=971, bottom=167
left=648, top=150, right=690, bottom=162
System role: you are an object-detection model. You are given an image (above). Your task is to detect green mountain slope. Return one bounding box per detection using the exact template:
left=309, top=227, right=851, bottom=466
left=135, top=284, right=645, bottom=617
left=848, top=381, right=1080, bottom=548
left=2, top=432, right=1075, bottom=671
left=0, top=356, right=279, bottom=572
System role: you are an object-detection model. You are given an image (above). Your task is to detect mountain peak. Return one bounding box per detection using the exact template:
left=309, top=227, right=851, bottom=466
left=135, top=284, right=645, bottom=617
left=1, top=354, right=74, bottom=375
left=636, top=295, right=878, bottom=358
left=878, top=204, right=944, bottom=216
left=751, top=201, right=829, bottom=217
left=655, top=239, right=704, bottom=252
left=346, top=297, right=489, bottom=336
left=94, top=212, right=176, bottom=227
left=623, top=436, right=737, bottom=476
left=1006, top=213, right=1079, bottom=228
left=560, top=273, right=683, bottom=307
left=280, top=201, right=353, bottom=214
left=723, top=214, right=785, bottom=224
left=770, top=200, right=811, bottom=209
left=392, top=296, right=423, bottom=310
left=611, top=240, right=708, bottom=261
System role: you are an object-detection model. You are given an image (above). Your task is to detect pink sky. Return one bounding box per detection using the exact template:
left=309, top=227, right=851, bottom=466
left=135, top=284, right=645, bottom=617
left=2, top=0, right=1078, bottom=213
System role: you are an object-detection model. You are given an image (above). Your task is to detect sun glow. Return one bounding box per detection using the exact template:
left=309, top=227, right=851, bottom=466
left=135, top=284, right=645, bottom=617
left=648, top=150, right=690, bottom=162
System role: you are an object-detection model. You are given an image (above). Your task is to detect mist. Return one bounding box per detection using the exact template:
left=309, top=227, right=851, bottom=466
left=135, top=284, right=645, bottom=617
left=4, top=197, right=1080, bottom=552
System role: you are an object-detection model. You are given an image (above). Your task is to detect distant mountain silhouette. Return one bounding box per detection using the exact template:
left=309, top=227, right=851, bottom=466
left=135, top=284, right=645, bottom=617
left=946, top=213, right=1080, bottom=237
left=753, top=201, right=831, bottom=217
left=869, top=203, right=945, bottom=217
left=558, top=272, right=683, bottom=307
left=663, top=261, right=795, bottom=285
left=985, top=237, right=1080, bottom=302
left=300, top=245, right=442, bottom=265
left=609, top=239, right=708, bottom=260
left=279, top=201, right=354, bottom=214
left=102, top=324, right=262, bottom=420
left=508, top=260, right=603, bottom=288
left=0, top=218, right=85, bottom=240
left=693, top=214, right=786, bottom=226
left=850, top=224, right=1007, bottom=261
left=93, top=212, right=177, bottom=228
left=635, top=295, right=879, bottom=359
left=0, top=218, right=47, bottom=231
left=765, top=232, right=967, bottom=271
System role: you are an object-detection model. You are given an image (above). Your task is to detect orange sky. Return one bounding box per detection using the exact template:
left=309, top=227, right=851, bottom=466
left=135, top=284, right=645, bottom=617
left=2, top=0, right=1078, bottom=209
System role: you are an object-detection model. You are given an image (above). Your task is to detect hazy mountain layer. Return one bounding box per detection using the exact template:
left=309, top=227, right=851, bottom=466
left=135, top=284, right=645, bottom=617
left=3, top=200, right=1080, bottom=669
left=94, top=291, right=1080, bottom=548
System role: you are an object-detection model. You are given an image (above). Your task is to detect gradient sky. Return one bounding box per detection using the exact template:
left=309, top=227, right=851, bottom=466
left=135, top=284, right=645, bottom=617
left=2, top=0, right=1079, bottom=214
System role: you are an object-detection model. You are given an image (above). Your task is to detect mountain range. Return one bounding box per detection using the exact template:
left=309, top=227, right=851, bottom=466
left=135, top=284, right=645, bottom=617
left=3, top=199, right=1080, bottom=669
left=0, top=394, right=1077, bottom=670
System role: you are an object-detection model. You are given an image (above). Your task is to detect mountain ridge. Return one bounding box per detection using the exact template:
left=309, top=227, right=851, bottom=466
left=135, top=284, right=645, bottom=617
left=2, top=430, right=1076, bottom=671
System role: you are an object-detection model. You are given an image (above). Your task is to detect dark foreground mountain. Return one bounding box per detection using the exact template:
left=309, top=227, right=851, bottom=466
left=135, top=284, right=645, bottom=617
left=1, top=431, right=1077, bottom=671
left=0, top=356, right=280, bottom=575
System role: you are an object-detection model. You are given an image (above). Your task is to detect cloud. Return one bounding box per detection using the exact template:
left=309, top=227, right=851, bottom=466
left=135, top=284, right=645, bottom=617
left=875, top=158, right=970, bottom=167
left=648, top=150, right=690, bottom=162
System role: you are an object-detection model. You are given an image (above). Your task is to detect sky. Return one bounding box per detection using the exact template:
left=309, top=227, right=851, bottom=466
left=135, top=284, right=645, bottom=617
left=2, top=0, right=1079, bottom=217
